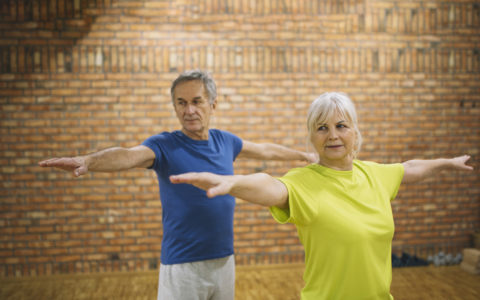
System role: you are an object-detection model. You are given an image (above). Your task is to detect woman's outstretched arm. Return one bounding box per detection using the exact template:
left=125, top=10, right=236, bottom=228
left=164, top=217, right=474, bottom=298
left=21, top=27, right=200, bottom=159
left=170, top=172, right=289, bottom=209
left=402, top=155, right=473, bottom=184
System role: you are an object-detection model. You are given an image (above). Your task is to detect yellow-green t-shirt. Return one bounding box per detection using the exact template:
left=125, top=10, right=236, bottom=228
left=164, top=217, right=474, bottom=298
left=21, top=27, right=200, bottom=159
left=270, top=160, right=404, bottom=300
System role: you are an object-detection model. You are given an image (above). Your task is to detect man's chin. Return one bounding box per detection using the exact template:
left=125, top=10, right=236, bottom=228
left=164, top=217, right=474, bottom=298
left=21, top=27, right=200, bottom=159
left=182, top=126, right=205, bottom=135
left=183, top=125, right=202, bottom=132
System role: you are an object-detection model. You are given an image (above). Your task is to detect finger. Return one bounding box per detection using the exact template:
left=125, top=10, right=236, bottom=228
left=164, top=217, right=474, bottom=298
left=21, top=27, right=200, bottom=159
left=38, top=158, right=60, bottom=166
left=169, top=175, right=183, bottom=183
left=170, top=173, right=198, bottom=184
left=41, top=158, right=73, bottom=168
left=170, top=174, right=187, bottom=183
left=206, top=189, right=218, bottom=198
left=461, top=163, right=474, bottom=171
left=207, top=185, right=228, bottom=198
left=74, top=166, right=88, bottom=177
left=456, top=155, right=473, bottom=171
left=459, top=155, right=472, bottom=166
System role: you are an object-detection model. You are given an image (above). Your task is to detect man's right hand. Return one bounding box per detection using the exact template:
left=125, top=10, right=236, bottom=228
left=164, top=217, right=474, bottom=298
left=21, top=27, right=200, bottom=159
left=38, top=157, right=88, bottom=177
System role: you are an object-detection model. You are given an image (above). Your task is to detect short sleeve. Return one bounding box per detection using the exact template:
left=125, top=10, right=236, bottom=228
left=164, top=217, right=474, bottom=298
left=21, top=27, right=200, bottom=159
left=269, top=168, right=318, bottom=226
left=217, top=130, right=243, bottom=160
left=373, top=163, right=404, bottom=201
left=141, top=133, right=168, bottom=170
left=269, top=178, right=292, bottom=224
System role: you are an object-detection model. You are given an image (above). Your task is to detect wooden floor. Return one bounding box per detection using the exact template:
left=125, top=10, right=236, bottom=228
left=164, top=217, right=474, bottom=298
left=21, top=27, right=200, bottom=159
left=1, top=264, right=479, bottom=300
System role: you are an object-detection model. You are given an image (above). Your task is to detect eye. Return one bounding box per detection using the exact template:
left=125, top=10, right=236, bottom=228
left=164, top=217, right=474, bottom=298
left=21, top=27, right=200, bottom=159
left=317, top=125, right=328, bottom=131
left=336, top=124, right=347, bottom=129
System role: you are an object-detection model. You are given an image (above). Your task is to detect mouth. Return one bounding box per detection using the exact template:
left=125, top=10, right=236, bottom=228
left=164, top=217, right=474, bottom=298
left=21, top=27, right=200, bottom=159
left=326, top=145, right=343, bottom=149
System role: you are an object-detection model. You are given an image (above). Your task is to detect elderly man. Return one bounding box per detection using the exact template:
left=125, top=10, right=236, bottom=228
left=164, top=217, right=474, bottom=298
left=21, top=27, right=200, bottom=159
left=39, top=70, right=314, bottom=300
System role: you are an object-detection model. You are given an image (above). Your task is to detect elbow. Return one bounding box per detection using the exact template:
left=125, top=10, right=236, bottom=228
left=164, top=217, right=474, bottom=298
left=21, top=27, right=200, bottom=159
left=401, top=175, right=416, bottom=184
left=256, top=172, right=274, bottom=181
left=402, top=169, right=423, bottom=184
left=259, top=144, right=280, bottom=160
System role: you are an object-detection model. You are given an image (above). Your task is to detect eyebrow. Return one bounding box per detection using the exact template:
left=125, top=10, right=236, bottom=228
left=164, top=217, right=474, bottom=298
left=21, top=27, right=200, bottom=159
left=318, top=120, right=347, bottom=126
left=176, top=96, right=203, bottom=101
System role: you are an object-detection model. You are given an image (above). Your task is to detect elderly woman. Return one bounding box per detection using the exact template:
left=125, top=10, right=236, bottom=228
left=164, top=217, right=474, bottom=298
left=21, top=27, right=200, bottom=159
left=170, top=92, right=473, bottom=300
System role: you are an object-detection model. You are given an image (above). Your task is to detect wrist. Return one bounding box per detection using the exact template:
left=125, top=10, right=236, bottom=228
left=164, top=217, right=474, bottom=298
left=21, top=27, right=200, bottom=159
left=80, top=155, right=91, bottom=170
left=439, top=158, right=451, bottom=169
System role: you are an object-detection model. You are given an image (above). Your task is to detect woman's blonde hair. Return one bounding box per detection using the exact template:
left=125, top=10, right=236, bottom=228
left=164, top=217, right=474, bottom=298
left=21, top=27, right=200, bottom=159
left=306, top=92, right=362, bottom=158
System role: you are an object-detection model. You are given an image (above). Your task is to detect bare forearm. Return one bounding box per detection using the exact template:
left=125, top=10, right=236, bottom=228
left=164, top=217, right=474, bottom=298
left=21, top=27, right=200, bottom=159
left=170, top=172, right=288, bottom=208
left=238, top=140, right=316, bottom=163
left=402, top=159, right=446, bottom=183
left=228, top=173, right=288, bottom=207
left=85, top=147, right=151, bottom=172
left=85, top=147, right=129, bottom=172
left=40, top=145, right=154, bottom=177
left=402, top=155, right=473, bottom=183
left=262, top=143, right=310, bottom=161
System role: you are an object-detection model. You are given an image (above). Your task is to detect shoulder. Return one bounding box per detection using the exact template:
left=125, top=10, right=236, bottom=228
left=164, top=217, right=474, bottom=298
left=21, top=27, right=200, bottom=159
left=355, top=159, right=403, bottom=169
left=210, top=129, right=243, bottom=152
left=280, top=165, right=318, bottom=183
left=354, top=159, right=378, bottom=168
left=147, top=131, right=174, bottom=140
left=354, top=159, right=394, bottom=171
left=210, top=129, right=240, bottom=140
left=142, top=131, right=177, bottom=147
left=354, top=159, right=404, bottom=179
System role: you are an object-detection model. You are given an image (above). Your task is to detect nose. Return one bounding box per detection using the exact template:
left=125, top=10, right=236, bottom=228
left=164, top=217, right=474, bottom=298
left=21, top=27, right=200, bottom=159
left=185, top=103, right=196, bottom=114
left=327, top=128, right=339, bottom=140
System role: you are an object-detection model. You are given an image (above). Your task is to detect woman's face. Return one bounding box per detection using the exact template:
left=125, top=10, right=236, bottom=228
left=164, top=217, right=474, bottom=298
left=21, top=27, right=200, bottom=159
left=310, top=110, right=356, bottom=170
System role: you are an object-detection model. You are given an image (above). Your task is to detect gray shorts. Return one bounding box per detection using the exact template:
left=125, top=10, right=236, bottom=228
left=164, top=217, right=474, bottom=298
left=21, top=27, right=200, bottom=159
left=157, top=255, right=235, bottom=300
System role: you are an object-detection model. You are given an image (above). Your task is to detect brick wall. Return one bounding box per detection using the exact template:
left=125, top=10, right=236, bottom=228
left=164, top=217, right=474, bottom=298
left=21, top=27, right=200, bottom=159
left=1, top=0, right=479, bottom=276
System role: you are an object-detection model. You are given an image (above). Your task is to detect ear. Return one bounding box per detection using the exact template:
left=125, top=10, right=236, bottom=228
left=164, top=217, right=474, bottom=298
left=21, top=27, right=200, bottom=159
left=211, top=99, right=217, bottom=110
left=352, top=129, right=360, bottom=155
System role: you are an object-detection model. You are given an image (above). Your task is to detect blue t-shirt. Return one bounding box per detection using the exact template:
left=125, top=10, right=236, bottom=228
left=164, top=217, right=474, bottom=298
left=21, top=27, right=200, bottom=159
left=142, top=129, right=243, bottom=265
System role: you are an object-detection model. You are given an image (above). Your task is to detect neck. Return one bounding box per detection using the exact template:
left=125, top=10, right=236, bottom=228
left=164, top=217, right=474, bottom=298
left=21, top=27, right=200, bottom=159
left=181, top=128, right=209, bottom=140
left=318, top=158, right=353, bottom=171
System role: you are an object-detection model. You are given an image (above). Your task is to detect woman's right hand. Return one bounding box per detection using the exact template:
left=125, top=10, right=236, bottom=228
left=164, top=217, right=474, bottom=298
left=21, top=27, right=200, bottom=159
left=170, top=172, right=234, bottom=198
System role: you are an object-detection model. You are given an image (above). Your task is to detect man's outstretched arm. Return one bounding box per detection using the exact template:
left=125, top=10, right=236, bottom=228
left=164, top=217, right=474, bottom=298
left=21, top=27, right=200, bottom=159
left=38, top=145, right=155, bottom=177
left=238, top=140, right=317, bottom=163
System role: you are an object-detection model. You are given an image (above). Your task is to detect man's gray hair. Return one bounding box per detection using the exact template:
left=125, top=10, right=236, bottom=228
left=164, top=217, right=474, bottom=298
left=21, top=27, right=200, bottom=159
left=170, top=70, right=217, bottom=104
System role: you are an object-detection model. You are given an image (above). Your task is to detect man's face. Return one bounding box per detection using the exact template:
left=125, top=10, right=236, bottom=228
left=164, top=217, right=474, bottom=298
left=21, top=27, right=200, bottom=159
left=173, top=80, right=216, bottom=140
